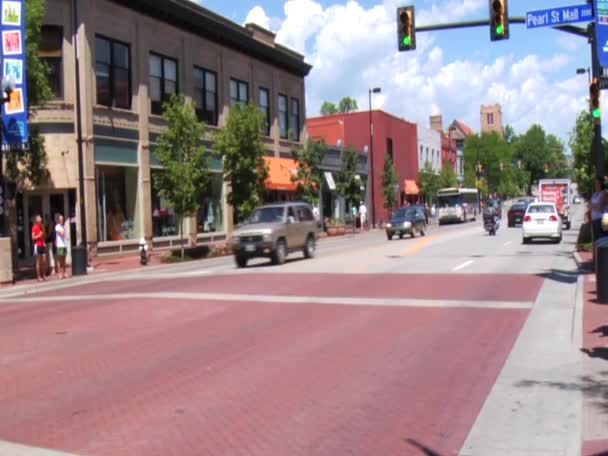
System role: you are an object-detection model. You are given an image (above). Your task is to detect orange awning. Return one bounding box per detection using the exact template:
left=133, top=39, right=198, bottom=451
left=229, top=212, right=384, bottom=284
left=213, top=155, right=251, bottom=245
left=264, top=157, right=299, bottom=192
left=404, top=179, right=419, bottom=195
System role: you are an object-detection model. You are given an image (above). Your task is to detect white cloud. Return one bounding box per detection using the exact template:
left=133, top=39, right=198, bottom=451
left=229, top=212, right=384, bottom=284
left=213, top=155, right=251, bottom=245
left=244, top=6, right=271, bottom=30
left=244, top=0, right=588, bottom=142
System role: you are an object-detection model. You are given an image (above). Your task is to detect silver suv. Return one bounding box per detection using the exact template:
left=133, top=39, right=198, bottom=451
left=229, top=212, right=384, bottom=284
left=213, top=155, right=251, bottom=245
left=231, top=202, right=317, bottom=268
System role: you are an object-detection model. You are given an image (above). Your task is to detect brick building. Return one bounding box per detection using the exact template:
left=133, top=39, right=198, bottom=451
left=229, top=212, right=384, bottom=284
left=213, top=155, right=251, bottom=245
left=448, top=120, right=475, bottom=182
left=429, top=115, right=458, bottom=174
left=308, top=111, right=419, bottom=225
left=17, top=0, right=311, bottom=262
left=480, top=103, right=504, bottom=137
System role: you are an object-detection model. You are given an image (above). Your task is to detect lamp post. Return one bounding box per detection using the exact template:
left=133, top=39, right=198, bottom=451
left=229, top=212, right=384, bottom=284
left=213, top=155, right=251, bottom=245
left=368, top=87, right=381, bottom=228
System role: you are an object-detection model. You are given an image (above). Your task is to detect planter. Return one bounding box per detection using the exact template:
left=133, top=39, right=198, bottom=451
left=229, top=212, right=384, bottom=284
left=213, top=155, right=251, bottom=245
left=337, top=225, right=346, bottom=235
left=327, top=226, right=338, bottom=236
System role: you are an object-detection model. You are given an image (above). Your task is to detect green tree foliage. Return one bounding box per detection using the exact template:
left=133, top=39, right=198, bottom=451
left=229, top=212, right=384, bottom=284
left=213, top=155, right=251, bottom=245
left=438, top=163, right=458, bottom=189
left=338, top=97, right=358, bottom=113
left=214, top=102, right=268, bottom=223
left=154, top=95, right=211, bottom=259
left=417, top=162, right=440, bottom=205
left=320, top=97, right=359, bottom=116
left=5, top=0, right=53, bottom=187
left=570, top=110, right=608, bottom=200
left=381, top=153, right=398, bottom=215
left=320, top=101, right=338, bottom=116
left=336, top=146, right=363, bottom=226
left=291, top=139, right=327, bottom=206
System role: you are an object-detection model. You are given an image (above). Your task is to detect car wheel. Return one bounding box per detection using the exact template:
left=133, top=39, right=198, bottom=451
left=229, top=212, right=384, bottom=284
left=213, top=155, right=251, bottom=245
left=420, top=226, right=426, bottom=237
left=399, top=232, right=404, bottom=239
left=410, top=230, right=415, bottom=238
left=272, top=240, right=287, bottom=265
left=303, top=235, right=316, bottom=259
left=387, top=232, right=393, bottom=240
left=566, top=222, right=571, bottom=231
left=235, top=255, right=247, bottom=268
left=522, top=237, right=529, bottom=244
left=555, top=236, right=562, bottom=244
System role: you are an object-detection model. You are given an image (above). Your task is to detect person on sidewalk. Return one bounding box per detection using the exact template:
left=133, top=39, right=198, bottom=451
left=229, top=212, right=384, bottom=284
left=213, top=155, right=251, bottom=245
left=590, top=176, right=607, bottom=247
left=55, top=214, right=69, bottom=279
left=44, top=215, right=56, bottom=276
left=358, top=202, right=367, bottom=229
left=31, top=215, right=47, bottom=282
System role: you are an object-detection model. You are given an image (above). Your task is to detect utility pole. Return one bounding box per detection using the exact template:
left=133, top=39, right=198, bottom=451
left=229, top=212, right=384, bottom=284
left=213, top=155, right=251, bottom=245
left=589, top=21, right=605, bottom=179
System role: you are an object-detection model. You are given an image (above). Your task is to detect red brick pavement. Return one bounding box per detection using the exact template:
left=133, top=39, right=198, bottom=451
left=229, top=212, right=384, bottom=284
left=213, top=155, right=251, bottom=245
left=41, top=272, right=545, bottom=303
left=0, top=293, right=528, bottom=455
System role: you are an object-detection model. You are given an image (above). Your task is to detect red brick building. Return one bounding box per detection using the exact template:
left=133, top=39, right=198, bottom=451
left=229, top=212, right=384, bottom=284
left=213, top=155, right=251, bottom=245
left=442, top=131, right=458, bottom=172
left=307, top=111, right=419, bottom=225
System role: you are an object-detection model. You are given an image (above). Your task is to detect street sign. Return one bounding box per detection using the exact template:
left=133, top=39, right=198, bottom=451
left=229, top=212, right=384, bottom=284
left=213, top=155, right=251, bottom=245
left=596, top=0, right=608, bottom=67
left=600, top=77, right=608, bottom=89
left=526, top=4, right=593, bottom=28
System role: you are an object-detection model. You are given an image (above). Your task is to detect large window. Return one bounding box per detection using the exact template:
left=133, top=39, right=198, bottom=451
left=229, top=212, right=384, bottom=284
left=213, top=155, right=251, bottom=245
left=278, top=94, right=288, bottom=139
left=259, top=87, right=270, bottom=136
left=96, top=166, right=140, bottom=242
left=229, top=78, right=248, bottom=106
left=193, top=67, right=218, bottom=126
left=290, top=98, right=300, bottom=141
left=198, top=173, right=224, bottom=233
left=386, top=137, right=393, bottom=163
left=95, top=36, right=131, bottom=109
left=151, top=170, right=178, bottom=238
left=150, top=53, right=178, bottom=115
left=40, top=26, right=63, bottom=98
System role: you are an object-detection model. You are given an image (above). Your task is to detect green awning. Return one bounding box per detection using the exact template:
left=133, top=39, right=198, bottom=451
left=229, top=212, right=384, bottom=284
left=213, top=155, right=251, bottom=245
left=94, top=139, right=137, bottom=165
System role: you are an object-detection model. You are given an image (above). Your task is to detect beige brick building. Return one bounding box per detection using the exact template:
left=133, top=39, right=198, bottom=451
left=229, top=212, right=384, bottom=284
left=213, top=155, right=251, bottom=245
left=19, top=0, right=311, bottom=261
left=480, top=103, right=504, bottom=137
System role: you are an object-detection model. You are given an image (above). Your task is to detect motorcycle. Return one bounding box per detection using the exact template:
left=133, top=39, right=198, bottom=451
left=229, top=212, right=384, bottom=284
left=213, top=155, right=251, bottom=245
left=484, top=216, right=499, bottom=236
left=139, top=238, right=149, bottom=265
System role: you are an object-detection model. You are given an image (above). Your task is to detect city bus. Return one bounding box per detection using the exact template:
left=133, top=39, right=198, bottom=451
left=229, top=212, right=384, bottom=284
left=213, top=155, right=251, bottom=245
left=437, top=187, right=480, bottom=225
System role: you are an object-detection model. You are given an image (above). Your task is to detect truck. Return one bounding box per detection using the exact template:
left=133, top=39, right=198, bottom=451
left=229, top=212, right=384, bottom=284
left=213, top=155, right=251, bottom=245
left=538, top=178, right=571, bottom=230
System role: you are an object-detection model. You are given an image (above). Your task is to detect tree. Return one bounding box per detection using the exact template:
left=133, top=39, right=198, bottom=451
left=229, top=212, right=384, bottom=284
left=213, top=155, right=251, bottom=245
left=381, top=153, right=398, bottom=216
left=336, top=147, right=362, bottom=230
left=291, top=139, right=326, bottom=206
left=418, top=161, right=440, bottom=205
left=338, top=97, right=358, bottom=113
left=320, top=101, right=338, bottom=116
left=438, top=163, right=458, bottom=189
left=5, top=0, right=53, bottom=188
left=214, top=102, right=268, bottom=223
left=154, top=95, right=211, bottom=259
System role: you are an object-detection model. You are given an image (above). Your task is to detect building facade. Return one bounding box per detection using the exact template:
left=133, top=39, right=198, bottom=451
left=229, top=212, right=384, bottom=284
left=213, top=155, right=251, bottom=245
left=480, top=103, right=504, bottom=137
left=429, top=114, right=457, bottom=174
left=416, top=125, right=441, bottom=173
left=21, top=0, right=311, bottom=261
left=449, top=120, right=475, bottom=182
left=308, top=111, right=419, bottom=225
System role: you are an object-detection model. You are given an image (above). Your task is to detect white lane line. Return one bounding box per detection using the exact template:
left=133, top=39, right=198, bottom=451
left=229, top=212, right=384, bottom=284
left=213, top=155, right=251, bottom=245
left=0, top=292, right=533, bottom=310
left=504, top=241, right=512, bottom=247
left=0, top=440, right=78, bottom=455
left=452, top=260, right=474, bottom=272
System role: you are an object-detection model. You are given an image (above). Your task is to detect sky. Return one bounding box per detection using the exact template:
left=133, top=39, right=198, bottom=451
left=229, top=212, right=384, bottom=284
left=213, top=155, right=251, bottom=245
left=189, top=0, right=594, bottom=146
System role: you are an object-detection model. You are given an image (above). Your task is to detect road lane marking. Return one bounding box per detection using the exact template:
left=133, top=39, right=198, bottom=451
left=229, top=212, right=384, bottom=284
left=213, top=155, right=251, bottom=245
left=399, top=234, right=440, bottom=256
left=452, top=260, right=474, bottom=272
left=0, top=291, right=533, bottom=310
left=0, top=440, right=78, bottom=455
left=504, top=241, right=512, bottom=247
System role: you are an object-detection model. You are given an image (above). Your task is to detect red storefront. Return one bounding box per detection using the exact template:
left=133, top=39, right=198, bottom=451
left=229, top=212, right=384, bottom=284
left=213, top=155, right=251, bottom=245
left=308, top=111, right=419, bottom=225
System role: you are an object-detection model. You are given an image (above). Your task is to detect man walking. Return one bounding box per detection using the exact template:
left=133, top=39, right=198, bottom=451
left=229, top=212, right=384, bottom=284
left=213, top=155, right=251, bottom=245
left=31, top=215, right=47, bottom=282
left=358, top=201, right=367, bottom=229
left=55, top=214, right=69, bottom=279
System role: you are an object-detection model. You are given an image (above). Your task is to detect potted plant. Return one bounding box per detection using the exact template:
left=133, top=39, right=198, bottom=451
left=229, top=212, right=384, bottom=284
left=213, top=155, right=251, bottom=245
left=327, top=218, right=339, bottom=236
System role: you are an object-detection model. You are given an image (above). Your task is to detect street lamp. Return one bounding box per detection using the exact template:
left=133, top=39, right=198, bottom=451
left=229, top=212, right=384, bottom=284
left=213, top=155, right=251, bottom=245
left=368, top=87, right=381, bottom=228
left=577, top=67, right=591, bottom=83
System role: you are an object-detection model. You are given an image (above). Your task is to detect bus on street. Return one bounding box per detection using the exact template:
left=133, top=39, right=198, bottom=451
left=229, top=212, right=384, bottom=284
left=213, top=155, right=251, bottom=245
left=437, top=187, right=480, bottom=225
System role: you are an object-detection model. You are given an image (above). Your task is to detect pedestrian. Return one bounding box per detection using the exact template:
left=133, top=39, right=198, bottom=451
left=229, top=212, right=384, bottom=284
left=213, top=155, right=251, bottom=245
left=424, top=203, right=430, bottom=225
left=431, top=203, right=436, bottom=223
left=44, top=215, right=56, bottom=275
left=358, top=201, right=367, bottom=229
left=31, top=214, right=47, bottom=282
left=590, top=176, right=607, bottom=246
left=55, top=214, right=69, bottom=279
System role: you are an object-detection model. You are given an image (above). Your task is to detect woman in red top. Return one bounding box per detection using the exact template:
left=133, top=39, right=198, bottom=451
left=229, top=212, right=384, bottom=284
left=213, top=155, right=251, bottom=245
left=31, top=214, right=47, bottom=281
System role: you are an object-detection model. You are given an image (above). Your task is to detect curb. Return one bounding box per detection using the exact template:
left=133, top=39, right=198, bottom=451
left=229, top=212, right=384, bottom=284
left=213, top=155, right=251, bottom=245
left=573, top=251, right=593, bottom=273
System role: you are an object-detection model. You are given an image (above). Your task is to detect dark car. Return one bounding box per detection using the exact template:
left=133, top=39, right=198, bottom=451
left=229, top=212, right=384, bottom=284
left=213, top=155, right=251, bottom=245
left=386, top=206, right=427, bottom=240
left=508, top=202, right=527, bottom=227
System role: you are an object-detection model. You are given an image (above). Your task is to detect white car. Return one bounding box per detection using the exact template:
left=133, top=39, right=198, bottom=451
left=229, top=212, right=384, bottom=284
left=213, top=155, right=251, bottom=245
left=522, top=202, right=562, bottom=244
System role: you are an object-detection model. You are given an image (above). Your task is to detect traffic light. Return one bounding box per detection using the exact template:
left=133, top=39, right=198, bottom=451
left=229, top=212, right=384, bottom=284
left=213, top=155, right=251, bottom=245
left=490, top=0, right=509, bottom=41
left=397, top=6, right=416, bottom=51
left=590, top=77, right=601, bottom=126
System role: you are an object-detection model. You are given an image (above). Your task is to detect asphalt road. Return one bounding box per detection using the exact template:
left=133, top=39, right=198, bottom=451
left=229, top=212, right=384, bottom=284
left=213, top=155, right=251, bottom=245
left=0, top=206, right=587, bottom=456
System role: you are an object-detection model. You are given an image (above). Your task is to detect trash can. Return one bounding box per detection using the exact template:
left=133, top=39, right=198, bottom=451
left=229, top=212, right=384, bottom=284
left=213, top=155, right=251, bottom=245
left=595, top=237, right=608, bottom=303
left=71, top=245, right=88, bottom=276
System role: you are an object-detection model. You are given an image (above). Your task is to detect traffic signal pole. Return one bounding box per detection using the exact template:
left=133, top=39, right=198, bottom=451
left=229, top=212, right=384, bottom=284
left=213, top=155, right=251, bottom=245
left=589, top=22, right=606, bottom=179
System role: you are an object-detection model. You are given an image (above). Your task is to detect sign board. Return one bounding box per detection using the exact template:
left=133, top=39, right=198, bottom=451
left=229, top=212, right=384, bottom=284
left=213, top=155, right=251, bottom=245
left=324, top=171, right=336, bottom=190
left=526, top=4, right=593, bottom=28
left=597, top=0, right=608, bottom=67
left=1, top=0, right=29, bottom=152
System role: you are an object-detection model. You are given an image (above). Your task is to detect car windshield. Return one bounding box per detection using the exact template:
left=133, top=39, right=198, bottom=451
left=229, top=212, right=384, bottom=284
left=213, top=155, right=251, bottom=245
left=528, top=205, right=555, bottom=214
left=394, top=208, right=417, bottom=218
left=437, top=195, right=462, bottom=207
left=511, top=204, right=526, bottom=211
left=246, top=207, right=285, bottom=224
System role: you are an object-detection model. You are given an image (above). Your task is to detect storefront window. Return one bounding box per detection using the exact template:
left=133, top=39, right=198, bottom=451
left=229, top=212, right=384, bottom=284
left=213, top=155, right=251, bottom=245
left=151, top=170, right=178, bottom=237
left=198, top=173, right=224, bottom=233
left=96, top=165, right=140, bottom=242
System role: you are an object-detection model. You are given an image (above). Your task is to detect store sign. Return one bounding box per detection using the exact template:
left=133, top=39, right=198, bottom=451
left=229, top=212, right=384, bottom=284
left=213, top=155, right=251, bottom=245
left=1, top=0, right=29, bottom=151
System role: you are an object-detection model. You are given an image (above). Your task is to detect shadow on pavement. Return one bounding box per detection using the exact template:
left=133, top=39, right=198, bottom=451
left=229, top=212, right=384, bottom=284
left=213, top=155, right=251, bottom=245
left=592, top=326, right=608, bottom=337
left=243, top=256, right=307, bottom=269
left=536, top=268, right=579, bottom=284
left=404, top=438, right=444, bottom=456
left=582, top=348, right=608, bottom=361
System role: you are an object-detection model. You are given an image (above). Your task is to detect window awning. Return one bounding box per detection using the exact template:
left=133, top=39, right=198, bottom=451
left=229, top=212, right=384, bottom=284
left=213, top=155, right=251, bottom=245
left=264, top=157, right=299, bottom=192
left=404, top=179, right=419, bottom=195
